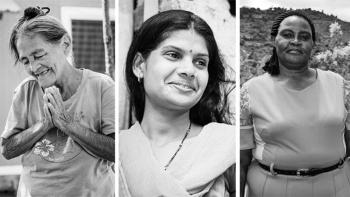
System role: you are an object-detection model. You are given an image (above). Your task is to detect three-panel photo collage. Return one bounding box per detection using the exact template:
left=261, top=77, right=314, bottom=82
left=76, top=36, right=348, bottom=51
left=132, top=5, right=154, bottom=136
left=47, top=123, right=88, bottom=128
left=0, top=0, right=350, bottom=196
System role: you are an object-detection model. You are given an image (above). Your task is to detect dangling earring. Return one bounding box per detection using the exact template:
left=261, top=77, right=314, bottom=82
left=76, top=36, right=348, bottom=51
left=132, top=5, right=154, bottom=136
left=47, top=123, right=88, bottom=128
left=137, top=76, right=141, bottom=83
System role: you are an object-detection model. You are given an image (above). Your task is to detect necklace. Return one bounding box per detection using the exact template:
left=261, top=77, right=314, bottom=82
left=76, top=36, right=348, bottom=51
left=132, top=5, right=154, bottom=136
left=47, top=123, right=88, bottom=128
left=164, top=122, right=192, bottom=171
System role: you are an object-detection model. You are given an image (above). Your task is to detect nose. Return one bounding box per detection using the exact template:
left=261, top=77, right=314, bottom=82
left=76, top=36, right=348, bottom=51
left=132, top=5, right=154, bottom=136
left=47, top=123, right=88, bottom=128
left=177, top=58, right=196, bottom=79
left=29, top=61, right=40, bottom=73
left=290, top=37, right=301, bottom=45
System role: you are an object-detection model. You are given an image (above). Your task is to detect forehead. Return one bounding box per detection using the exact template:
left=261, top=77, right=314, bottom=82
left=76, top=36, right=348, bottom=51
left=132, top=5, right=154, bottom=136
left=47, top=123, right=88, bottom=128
left=16, top=34, right=51, bottom=56
left=279, top=16, right=312, bottom=33
left=157, top=29, right=209, bottom=54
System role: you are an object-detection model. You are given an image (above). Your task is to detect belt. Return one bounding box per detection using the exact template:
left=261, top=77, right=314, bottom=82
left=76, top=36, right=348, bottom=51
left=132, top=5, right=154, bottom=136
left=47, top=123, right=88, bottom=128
left=258, top=159, right=345, bottom=177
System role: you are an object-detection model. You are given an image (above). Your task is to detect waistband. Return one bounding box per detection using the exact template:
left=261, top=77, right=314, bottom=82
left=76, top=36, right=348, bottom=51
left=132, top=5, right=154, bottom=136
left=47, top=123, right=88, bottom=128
left=258, top=158, right=346, bottom=177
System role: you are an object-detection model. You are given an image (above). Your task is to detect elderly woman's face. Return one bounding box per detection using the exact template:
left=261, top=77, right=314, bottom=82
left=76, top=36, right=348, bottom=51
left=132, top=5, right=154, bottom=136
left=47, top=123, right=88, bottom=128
left=274, top=16, right=314, bottom=69
left=139, top=29, right=209, bottom=111
left=16, top=34, right=66, bottom=88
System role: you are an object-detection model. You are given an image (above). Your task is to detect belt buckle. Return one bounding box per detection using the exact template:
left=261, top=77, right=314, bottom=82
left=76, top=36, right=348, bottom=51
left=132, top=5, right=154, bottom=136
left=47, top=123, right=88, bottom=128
left=296, top=168, right=309, bottom=176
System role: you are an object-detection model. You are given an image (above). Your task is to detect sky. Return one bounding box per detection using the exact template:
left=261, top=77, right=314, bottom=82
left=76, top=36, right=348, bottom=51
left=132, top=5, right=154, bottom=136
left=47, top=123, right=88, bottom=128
left=240, top=0, right=350, bottom=22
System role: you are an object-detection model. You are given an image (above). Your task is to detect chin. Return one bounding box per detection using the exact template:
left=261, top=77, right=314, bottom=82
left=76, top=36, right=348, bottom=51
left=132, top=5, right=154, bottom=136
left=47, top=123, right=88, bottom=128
left=167, top=97, right=200, bottom=110
left=38, top=81, right=55, bottom=89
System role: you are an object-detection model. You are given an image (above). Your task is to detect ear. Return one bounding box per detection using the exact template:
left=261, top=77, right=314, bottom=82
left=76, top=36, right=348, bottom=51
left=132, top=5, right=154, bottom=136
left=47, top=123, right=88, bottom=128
left=60, top=34, right=72, bottom=56
left=132, top=52, right=146, bottom=80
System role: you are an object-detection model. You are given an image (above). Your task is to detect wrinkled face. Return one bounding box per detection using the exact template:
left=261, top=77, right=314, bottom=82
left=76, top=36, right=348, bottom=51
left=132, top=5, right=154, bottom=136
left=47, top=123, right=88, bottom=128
left=16, top=34, right=67, bottom=88
left=274, top=16, right=314, bottom=69
left=138, top=29, right=209, bottom=112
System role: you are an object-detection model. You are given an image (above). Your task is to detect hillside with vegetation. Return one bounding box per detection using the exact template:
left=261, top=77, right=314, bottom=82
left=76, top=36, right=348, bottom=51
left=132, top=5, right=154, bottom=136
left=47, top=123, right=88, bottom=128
left=240, top=7, right=350, bottom=83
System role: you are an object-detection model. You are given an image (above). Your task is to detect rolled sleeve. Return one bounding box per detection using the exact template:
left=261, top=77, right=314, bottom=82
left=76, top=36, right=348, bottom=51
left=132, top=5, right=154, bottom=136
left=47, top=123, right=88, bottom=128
left=2, top=81, right=30, bottom=139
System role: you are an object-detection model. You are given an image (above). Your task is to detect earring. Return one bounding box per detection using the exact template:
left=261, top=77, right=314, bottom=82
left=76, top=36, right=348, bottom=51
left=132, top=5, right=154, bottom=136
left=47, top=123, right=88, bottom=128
left=137, top=76, right=141, bottom=83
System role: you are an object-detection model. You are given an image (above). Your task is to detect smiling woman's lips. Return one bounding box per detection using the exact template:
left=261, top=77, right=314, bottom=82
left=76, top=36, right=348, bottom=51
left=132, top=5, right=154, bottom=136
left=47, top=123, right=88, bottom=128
left=169, top=82, right=196, bottom=91
left=286, top=49, right=303, bottom=54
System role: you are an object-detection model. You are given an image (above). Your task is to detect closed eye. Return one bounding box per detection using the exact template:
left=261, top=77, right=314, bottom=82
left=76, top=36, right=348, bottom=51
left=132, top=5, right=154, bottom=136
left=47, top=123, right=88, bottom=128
left=20, top=58, right=29, bottom=65
left=34, top=53, right=46, bottom=60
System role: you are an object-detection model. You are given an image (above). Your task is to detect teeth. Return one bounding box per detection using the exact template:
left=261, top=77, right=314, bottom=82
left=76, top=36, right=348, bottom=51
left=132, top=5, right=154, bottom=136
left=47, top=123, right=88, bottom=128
left=173, top=83, right=193, bottom=90
left=36, top=69, right=49, bottom=77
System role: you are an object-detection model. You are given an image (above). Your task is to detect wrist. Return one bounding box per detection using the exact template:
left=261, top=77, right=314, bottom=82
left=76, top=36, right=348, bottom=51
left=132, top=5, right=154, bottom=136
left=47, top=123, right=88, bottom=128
left=35, top=119, right=50, bottom=133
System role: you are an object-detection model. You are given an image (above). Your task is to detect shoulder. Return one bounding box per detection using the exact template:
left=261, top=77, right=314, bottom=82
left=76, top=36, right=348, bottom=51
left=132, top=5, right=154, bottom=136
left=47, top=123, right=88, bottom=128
left=13, top=76, right=39, bottom=95
left=318, top=69, right=343, bottom=82
left=202, top=122, right=235, bottom=139
left=119, top=122, right=141, bottom=141
left=84, top=69, right=114, bottom=87
left=242, top=73, right=271, bottom=89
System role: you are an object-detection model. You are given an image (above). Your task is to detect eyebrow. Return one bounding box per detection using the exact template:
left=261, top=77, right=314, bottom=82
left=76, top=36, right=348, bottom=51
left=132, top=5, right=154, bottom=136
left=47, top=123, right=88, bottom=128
left=161, top=45, right=209, bottom=57
left=19, top=49, right=45, bottom=62
left=280, top=29, right=311, bottom=35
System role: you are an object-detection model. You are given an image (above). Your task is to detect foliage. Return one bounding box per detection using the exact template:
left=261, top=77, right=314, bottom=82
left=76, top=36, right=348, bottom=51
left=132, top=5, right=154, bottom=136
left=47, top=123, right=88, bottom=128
left=240, top=7, right=350, bottom=84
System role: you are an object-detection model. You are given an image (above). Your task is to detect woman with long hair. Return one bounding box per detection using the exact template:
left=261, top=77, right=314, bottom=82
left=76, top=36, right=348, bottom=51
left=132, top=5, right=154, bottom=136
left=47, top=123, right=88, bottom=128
left=119, top=9, right=235, bottom=196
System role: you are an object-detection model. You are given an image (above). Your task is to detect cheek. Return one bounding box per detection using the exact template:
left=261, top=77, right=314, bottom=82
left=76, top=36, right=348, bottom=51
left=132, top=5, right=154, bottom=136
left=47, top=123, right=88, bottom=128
left=304, top=43, right=314, bottom=53
left=198, top=70, right=209, bottom=89
left=275, top=39, right=288, bottom=50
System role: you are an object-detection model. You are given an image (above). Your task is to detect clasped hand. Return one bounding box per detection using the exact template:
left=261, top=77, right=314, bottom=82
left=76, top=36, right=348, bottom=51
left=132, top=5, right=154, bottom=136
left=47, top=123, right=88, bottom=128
left=42, top=86, right=73, bottom=132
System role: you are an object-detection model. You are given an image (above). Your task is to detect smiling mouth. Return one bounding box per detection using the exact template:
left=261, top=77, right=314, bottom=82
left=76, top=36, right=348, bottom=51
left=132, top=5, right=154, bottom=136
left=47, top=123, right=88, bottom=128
left=286, top=49, right=303, bottom=54
left=34, top=69, right=50, bottom=78
left=169, top=82, right=196, bottom=91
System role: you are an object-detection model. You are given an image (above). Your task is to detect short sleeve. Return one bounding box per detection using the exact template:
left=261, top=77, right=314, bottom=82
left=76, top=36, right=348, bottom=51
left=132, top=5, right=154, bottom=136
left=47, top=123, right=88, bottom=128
left=101, top=78, right=115, bottom=135
left=344, top=80, right=350, bottom=130
left=240, top=84, right=255, bottom=150
left=2, top=81, right=30, bottom=139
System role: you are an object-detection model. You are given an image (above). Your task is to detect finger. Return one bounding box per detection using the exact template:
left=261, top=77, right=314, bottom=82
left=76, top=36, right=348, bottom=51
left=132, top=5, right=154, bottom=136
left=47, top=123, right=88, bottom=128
left=46, top=92, right=58, bottom=108
left=46, top=102, right=57, bottom=117
left=43, top=104, right=54, bottom=128
left=43, top=104, right=52, bottom=120
left=52, top=87, right=64, bottom=105
left=45, top=87, right=59, bottom=103
left=47, top=87, right=64, bottom=109
left=43, top=94, right=50, bottom=104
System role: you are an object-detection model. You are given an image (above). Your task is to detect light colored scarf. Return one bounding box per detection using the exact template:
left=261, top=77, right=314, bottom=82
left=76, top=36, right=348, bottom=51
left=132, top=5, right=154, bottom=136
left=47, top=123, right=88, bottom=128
left=119, top=122, right=235, bottom=197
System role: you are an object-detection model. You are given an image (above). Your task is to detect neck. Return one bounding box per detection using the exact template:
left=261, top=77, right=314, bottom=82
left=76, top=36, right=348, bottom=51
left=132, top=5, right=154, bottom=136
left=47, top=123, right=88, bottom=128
left=141, top=101, right=191, bottom=144
left=55, top=63, right=83, bottom=101
left=278, top=63, right=311, bottom=79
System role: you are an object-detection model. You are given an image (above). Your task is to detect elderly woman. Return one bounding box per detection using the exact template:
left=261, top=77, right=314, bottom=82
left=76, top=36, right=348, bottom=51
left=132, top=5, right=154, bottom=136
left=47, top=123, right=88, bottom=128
left=240, top=11, right=350, bottom=197
left=119, top=10, right=235, bottom=197
left=0, top=7, right=115, bottom=196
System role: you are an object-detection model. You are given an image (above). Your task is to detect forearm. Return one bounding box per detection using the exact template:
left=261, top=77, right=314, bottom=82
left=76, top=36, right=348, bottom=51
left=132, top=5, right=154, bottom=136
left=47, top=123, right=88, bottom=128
left=63, top=122, right=115, bottom=162
left=240, top=149, right=252, bottom=197
left=1, top=121, right=48, bottom=160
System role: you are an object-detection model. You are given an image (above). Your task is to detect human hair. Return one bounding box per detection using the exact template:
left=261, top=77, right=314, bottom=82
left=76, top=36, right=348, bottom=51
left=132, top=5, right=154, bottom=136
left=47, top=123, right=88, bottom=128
left=263, top=10, right=316, bottom=75
left=9, top=6, right=71, bottom=64
left=125, top=9, right=229, bottom=126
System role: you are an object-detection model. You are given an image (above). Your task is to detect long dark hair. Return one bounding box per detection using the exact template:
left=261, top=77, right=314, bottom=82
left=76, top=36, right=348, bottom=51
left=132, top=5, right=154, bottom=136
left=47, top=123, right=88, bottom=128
left=263, top=10, right=316, bottom=75
left=125, top=10, right=230, bottom=126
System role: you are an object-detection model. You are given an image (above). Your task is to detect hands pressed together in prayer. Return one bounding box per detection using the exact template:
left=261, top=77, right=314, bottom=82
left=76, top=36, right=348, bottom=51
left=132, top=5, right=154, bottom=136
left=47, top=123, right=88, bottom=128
left=40, top=86, right=115, bottom=162
left=42, top=86, right=73, bottom=133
